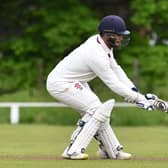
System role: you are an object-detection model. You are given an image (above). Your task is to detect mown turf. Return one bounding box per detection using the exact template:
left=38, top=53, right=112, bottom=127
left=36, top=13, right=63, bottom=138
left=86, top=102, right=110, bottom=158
left=0, top=125, right=168, bottom=168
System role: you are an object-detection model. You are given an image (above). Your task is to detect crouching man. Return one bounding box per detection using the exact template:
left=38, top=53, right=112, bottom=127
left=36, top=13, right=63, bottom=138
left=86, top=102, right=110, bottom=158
left=47, top=15, right=153, bottom=160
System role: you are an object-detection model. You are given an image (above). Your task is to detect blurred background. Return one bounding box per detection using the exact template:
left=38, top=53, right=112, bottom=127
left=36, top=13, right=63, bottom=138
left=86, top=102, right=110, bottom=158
left=0, top=0, right=168, bottom=125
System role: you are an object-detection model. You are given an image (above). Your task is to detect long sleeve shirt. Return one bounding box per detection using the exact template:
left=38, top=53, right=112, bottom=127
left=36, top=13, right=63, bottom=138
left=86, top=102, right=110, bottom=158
left=47, top=34, right=143, bottom=102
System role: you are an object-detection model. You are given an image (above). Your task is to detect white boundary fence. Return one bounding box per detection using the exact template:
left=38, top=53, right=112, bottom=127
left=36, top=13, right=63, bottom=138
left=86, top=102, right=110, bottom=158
left=0, top=102, right=136, bottom=124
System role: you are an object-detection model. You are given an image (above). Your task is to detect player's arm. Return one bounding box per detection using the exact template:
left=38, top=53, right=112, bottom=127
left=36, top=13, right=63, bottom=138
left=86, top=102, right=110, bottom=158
left=87, top=54, right=143, bottom=103
left=110, top=58, right=168, bottom=112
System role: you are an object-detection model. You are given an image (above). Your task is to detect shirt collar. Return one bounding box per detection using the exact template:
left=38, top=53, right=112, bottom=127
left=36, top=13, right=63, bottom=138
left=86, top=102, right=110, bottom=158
left=97, top=34, right=113, bottom=53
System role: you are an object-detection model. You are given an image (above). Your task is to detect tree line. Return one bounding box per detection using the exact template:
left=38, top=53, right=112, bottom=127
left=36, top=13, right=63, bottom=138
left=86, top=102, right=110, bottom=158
left=0, top=0, right=167, bottom=98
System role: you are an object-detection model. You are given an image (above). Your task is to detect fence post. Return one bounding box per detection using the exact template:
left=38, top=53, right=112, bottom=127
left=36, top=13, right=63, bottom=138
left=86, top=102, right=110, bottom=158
left=10, top=104, right=20, bottom=124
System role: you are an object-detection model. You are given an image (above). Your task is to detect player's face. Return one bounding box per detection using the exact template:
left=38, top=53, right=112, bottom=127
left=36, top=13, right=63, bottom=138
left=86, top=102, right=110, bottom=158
left=104, top=33, right=123, bottom=48
left=103, top=33, right=128, bottom=49
left=114, top=34, right=123, bottom=47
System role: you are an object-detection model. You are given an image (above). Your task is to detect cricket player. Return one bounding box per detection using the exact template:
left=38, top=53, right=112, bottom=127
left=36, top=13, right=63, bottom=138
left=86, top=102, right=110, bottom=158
left=46, top=15, right=153, bottom=160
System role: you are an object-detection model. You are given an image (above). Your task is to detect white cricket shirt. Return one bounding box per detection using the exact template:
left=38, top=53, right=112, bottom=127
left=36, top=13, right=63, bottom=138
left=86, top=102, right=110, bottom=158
left=47, top=34, right=141, bottom=101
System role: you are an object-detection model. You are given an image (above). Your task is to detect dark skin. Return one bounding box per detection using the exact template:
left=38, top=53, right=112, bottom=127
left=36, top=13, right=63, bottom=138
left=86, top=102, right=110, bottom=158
left=102, top=33, right=123, bottom=49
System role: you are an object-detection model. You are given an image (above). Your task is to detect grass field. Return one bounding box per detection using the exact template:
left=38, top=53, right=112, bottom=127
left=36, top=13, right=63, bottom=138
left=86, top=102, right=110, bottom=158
left=0, top=125, right=168, bottom=168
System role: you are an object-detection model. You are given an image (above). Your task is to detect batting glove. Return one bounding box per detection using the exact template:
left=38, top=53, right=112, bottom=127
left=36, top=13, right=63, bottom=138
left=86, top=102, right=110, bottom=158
left=145, top=93, right=158, bottom=100
left=136, top=95, right=154, bottom=111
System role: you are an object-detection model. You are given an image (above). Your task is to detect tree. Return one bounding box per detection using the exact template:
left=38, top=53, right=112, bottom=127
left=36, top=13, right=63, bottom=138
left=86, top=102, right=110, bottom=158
left=120, top=0, right=168, bottom=97
left=0, top=0, right=98, bottom=93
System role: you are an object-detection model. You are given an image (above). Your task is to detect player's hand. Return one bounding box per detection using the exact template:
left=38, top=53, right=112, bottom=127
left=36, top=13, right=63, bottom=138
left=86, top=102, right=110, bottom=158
left=145, top=93, right=158, bottom=106
left=145, top=93, right=158, bottom=100
left=136, top=95, right=154, bottom=111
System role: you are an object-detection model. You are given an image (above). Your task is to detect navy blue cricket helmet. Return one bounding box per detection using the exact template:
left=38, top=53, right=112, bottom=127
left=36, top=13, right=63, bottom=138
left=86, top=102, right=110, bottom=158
left=98, top=15, right=130, bottom=47
left=98, top=15, right=130, bottom=35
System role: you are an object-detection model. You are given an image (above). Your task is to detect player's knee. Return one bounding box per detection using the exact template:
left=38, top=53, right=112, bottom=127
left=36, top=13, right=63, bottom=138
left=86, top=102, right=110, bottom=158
left=93, top=99, right=115, bottom=123
left=98, top=119, right=110, bottom=131
left=85, top=100, right=102, bottom=115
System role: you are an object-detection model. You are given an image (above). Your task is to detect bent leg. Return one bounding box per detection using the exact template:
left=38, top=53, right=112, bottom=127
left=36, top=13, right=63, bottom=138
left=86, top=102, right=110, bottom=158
left=47, top=81, right=127, bottom=159
left=47, top=81, right=102, bottom=159
left=66, top=99, right=115, bottom=158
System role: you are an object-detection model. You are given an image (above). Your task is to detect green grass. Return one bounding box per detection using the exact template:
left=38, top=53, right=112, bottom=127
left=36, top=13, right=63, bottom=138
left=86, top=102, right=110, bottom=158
left=0, top=125, right=168, bottom=168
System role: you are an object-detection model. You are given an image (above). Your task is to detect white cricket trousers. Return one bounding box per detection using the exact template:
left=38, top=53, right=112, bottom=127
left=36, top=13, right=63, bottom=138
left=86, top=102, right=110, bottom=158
left=47, top=80, right=122, bottom=158
left=46, top=81, right=102, bottom=115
